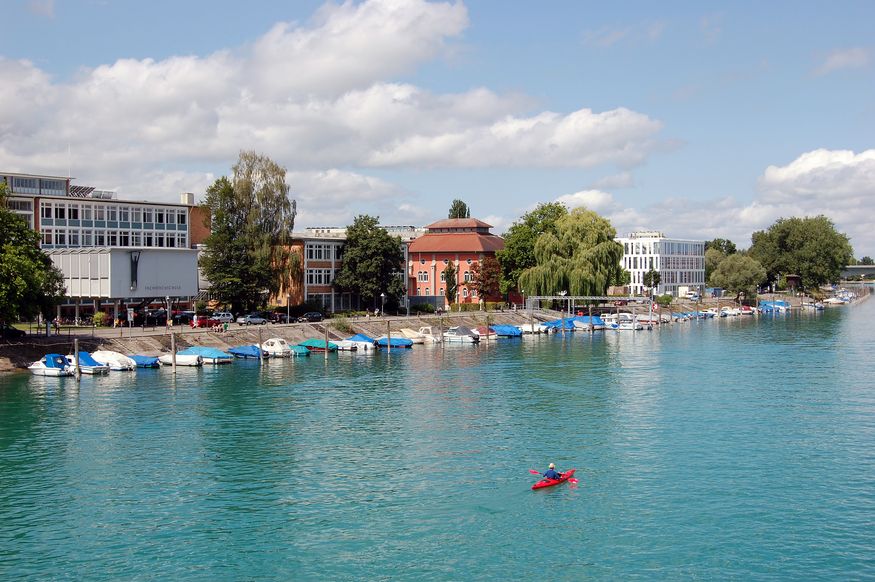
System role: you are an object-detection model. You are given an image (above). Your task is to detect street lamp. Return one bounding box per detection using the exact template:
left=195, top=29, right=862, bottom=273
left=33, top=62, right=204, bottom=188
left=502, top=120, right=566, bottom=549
left=559, top=290, right=567, bottom=314
left=380, top=292, right=386, bottom=316
left=287, top=294, right=291, bottom=324
left=165, top=296, right=171, bottom=328
left=521, top=289, right=525, bottom=310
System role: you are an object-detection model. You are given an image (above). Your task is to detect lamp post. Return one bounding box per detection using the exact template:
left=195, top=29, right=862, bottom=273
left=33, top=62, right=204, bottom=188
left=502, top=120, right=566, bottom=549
left=559, top=290, right=567, bottom=314
left=165, top=296, right=171, bottom=329
left=380, top=292, right=386, bottom=316
left=287, top=294, right=290, bottom=324
left=521, top=289, right=525, bottom=310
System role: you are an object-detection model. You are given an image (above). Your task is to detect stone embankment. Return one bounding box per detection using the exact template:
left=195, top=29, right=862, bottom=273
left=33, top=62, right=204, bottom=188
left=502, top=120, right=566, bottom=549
left=0, top=311, right=546, bottom=373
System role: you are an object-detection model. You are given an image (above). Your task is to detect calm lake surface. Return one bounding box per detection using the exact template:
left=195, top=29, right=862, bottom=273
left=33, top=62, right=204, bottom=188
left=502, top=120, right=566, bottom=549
left=2, top=299, right=874, bottom=580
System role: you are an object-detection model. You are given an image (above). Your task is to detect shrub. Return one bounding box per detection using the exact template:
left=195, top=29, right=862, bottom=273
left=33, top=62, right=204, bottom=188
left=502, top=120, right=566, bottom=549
left=655, top=294, right=673, bottom=308
left=411, top=303, right=435, bottom=314
left=92, top=312, right=108, bottom=327
left=331, top=316, right=354, bottom=334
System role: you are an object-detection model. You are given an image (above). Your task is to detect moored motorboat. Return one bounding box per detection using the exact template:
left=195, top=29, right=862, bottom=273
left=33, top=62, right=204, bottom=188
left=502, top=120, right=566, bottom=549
left=397, top=328, right=426, bottom=344
left=229, top=345, right=268, bottom=359
left=158, top=353, right=203, bottom=367
left=130, top=355, right=161, bottom=368
left=178, top=346, right=234, bottom=364
left=491, top=324, right=523, bottom=337
left=261, top=338, right=291, bottom=357
left=65, top=352, right=110, bottom=375
left=333, top=340, right=359, bottom=351
left=298, top=339, right=338, bottom=352
left=375, top=336, right=414, bottom=349
left=345, top=333, right=377, bottom=352
left=91, top=350, right=136, bottom=371
left=28, top=354, right=73, bottom=377
left=442, top=326, right=480, bottom=343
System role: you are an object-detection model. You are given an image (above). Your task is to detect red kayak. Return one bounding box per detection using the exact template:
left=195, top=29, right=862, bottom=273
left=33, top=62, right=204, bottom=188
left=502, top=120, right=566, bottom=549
left=532, top=468, right=576, bottom=490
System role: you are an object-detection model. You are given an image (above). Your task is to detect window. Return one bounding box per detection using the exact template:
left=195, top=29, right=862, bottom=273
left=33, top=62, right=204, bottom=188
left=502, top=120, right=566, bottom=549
left=95, top=206, right=105, bottom=220
left=443, top=259, right=449, bottom=265
left=132, top=232, right=142, bottom=247
left=42, top=229, right=52, bottom=245
left=156, top=210, right=165, bottom=224
left=7, top=199, right=33, bottom=212
left=68, top=204, right=79, bottom=220
left=144, top=233, right=153, bottom=247
left=69, top=231, right=80, bottom=246
left=82, top=205, right=92, bottom=220
left=462, top=288, right=469, bottom=298
left=108, top=206, right=117, bottom=221
left=108, top=231, right=117, bottom=246
left=143, top=209, right=153, bottom=223
left=439, top=288, right=444, bottom=296
left=464, top=271, right=471, bottom=283
left=95, top=232, right=105, bottom=246
left=41, top=179, right=65, bottom=195
left=420, top=259, right=426, bottom=265
left=167, top=234, right=176, bottom=248
left=120, top=232, right=130, bottom=247
left=119, top=207, right=129, bottom=222
left=177, top=210, right=186, bottom=225
left=472, top=289, right=477, bottom=297
left=417, top=271, right=429, bottom=283
left=466, top=259, right=472, bottom=265
left=440, top=272, right=446, bottom=282
left=13, top=177, right=38, bottom=194
left=132, top=208, right=142, bottom=223
left=54, top=205, right=66, bottom=219
left=156, top=233, right=165, bottom=247
left=177, top=233, right=187, bottom=248
left=83, top=232, right=93, bottom=246
left=41, top=204, right=52, bottom=219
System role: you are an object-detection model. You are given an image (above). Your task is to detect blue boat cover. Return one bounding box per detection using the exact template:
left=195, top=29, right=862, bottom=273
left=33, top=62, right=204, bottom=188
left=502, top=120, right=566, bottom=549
left=44, top=353, right=67, bottom=369
left=347, top=333, right=376, bottom=343
left=228, top=345, right=264, bottom=358
left=491, top=325, right=523, bottom=337
left=75, top=351, right=103, bottom=367
left=178, top=346, right=233, bottom=360
left=130, top=355, right=160, bottom=368
left=543, top=315, right=607, bottom=330
left=290, top=345, right=311, bottom=356
left=376, top=337, right=414, bottom=348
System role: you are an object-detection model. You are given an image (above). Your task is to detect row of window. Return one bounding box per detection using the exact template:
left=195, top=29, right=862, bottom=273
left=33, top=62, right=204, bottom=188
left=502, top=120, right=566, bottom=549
left=9, top=177, right=66, bottom=196
left=306, top=243, right=342, bottom=261
left=416, top=270, right=474, bottom=283
left=414, top=287, right=477, bottom=297
left=39, top=202, right=187, bottom=225
left=623, top=241, right=705, bottom=256
left=624, top=256, right=704, bottom=270
left=305, top=268, right=339, bottom=286
left=40, top=228, right=188, bottom=249
left=418, top=258, right=475, bottom=266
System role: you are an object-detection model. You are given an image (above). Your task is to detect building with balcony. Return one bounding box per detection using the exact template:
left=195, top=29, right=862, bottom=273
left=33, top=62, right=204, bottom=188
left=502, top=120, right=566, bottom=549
left=616, top=230, right=705, bottom=296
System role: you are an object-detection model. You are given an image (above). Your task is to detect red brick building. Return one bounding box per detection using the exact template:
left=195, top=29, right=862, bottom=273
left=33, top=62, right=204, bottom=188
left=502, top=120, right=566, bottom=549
left=407, top=218, right=504, bottom=307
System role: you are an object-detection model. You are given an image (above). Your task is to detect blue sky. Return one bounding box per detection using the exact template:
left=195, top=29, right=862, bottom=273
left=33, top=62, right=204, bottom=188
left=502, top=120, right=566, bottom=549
left=2, top=0, right=873, bottom=255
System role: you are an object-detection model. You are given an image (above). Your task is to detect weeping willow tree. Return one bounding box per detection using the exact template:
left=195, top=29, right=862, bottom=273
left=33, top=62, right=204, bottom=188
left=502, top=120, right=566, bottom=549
left=518, top=207, right=624, bottom=297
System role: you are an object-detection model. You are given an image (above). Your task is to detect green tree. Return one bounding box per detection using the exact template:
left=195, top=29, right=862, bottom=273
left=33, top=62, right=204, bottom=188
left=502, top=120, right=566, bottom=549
left=471, top=256, right=501, bottom=302
left=0, top=184, right=66, bottom=325
left=519, top=207, right=624, bottom=296
left=705, top=247, right=727, bottom=284
left=749, top=215, right=853, bottom=290
left=709, top=254, right=767, bottom=303
left=642, top=268, right=661, bottom=295
left=443, top=262, right=457, bottom=304
left=448, top=199, right=470, bottom=219
left=199, top=151, right=297, bottom=313
left=860, top=256, right=874, bottom=265
left=333, top=215, right=405, bottom=309
left=705, top=238, right=737, bottom=255
left=496, top=202, right=568, bottom=294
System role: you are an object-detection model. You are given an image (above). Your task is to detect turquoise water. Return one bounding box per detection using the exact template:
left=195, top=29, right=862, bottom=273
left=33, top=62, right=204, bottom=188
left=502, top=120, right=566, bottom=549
left=2, top=301, right=874, bottom=580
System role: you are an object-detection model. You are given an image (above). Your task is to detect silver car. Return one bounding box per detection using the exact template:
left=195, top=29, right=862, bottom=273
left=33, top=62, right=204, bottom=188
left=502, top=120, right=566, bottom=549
left=236, top=314, right=267, bottom=325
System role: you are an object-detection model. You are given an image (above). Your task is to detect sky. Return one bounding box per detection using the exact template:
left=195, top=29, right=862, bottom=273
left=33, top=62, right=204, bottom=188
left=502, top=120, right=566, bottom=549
left=2, top=0, right=874, bottom=255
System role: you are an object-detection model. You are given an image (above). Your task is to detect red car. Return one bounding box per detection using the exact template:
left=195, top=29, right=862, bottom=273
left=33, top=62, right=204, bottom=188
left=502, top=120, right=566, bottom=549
left=191, top=315, right=221, bottom=328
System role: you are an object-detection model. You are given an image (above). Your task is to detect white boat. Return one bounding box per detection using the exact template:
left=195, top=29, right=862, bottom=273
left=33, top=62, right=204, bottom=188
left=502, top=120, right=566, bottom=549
left=333, top=340, right=359, bottom=351
left=158, top=353, right=203, bottom=367
left=345, top=334, right=377, bottom=352
left=261, top=337, right=292, bottom=357
left=602, top=313, right=645, bottom=330
left=91, top=350, right=137, bottom=371
left=442, top=326, right=480, bottom=343
left=823, top=297, right=846, bottom=305
left=398, top=328, right=426, bottom=344
left=516, top=322, right=549, bottom=334
left=28, top=354, right=73, bottom=377
left=65, top=352, right=110, bottom=375
left=721, top=306, right=742, bottom=316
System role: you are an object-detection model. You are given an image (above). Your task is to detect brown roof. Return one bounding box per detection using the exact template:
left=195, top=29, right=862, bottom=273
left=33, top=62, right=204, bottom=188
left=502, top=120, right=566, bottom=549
left=425, top=218, right=494, bottom=230
left=408, top=232, right=504, bottom=253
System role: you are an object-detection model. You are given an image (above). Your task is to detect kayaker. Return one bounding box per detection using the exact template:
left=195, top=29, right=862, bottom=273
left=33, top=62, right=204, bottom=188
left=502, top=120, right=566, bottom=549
left=543, top=463, right=561, bottom=480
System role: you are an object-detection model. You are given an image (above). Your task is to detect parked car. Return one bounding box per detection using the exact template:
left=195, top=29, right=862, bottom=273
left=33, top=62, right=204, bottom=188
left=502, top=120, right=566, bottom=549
left=191, top=315, right=221, bottom=329
left=237, top=314, right=268, bottom=325
left=1, top=324, right=26, bottom=339
left=270, top=313, right=291, bottom=323
left=213, top=312, right=234, bottom=324
left=172, top=311, right=197, bottom=325
left=298, top=312, right=324, bottom=323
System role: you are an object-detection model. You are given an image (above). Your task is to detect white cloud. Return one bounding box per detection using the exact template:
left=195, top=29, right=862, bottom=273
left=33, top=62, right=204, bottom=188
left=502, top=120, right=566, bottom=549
left=551, top=149, right=875, bottom=255
left=0, top=0, right=664, bottom=217
left=582, top=20, right=665, bottom=47
left=813, top=48, right=870, bottom=76
left=591, top=171, right=634, bottom=190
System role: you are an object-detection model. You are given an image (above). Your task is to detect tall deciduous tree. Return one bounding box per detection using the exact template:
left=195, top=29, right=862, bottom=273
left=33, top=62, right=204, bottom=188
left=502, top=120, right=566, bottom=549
left=705, top=247, right=727, bottom=284
left=709, top=254, right=767, bottom=303
left=448, top=199, right=470, bottom=219
left=0, top=184, right=66, bottom=324
left=443, top=262, right=457, bottom=305
left=860, top=256, right=873, bottom=265
left=333, top=215, right=405, bottom=309
left=199, top=152, right=297, bottom=313
left=519, top=207, right=624, bottom=296
left=471, top=256, right=501, bottom=302
left=496, top=202, right=567, bottom=294
left=749, top=215, right=853, bottom=290
left=705, top=238, right=737, bottom=255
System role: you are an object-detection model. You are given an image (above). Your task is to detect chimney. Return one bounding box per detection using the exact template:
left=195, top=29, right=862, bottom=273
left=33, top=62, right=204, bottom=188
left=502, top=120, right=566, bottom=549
left=180, top=192, right=195, bottom=205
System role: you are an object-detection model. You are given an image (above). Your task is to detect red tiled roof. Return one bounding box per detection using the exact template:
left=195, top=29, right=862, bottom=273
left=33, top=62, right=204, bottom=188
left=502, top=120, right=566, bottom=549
left=425, top=218, right=494, bottom=230
left=408, top=232, right=504, bottom=253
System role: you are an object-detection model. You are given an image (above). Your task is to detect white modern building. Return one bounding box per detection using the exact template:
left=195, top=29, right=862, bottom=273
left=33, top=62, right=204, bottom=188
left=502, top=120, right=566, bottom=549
left=616, top=231, right=705, bottom=296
